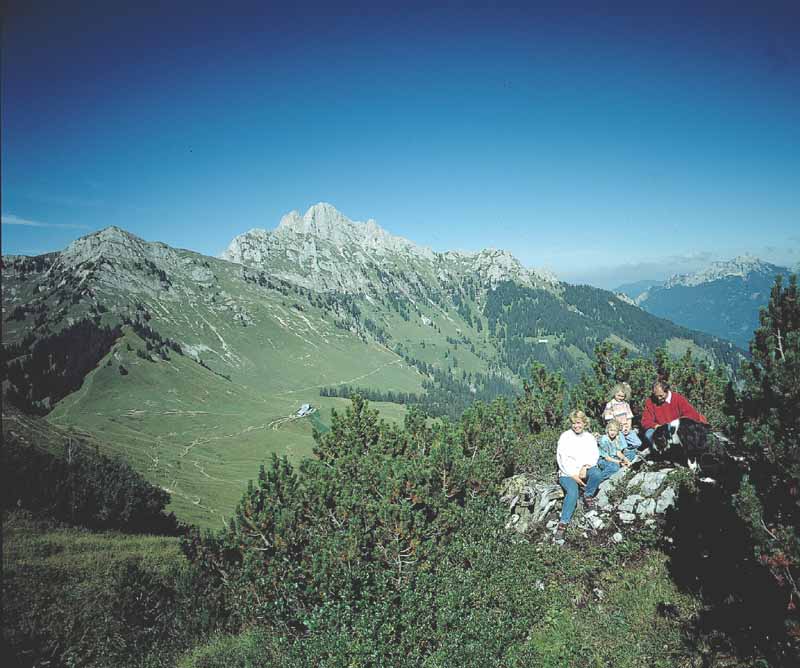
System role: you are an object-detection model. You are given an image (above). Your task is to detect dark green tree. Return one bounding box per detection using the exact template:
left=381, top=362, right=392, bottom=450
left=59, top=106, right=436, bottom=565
left=733, top=274, right=800, bottom=618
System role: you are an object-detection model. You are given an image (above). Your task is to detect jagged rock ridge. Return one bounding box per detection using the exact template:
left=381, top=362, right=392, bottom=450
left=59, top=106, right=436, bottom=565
left=223, top=203, right=559, bottom=295
left=662, top=255, right=787, bottom=289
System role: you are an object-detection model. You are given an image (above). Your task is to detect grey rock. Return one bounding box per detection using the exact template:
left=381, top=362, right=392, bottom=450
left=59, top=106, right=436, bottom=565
left=612, top=532, right=624, bottom=543
left=500, top=476, right=564, bottom=534
left=531, top=483, right=565, bottom=524
left=223, top=203, right=558, bottom=295
left=619, top=512, right=636, bottom=523
left=656, top=487, right=677, bottom=513
left=627, top=471, right=646, bottom=488
left=637, top=498, right=656, bottom=517
left=640, top=471, right=669, bottom=496
left=619, top=494, right=644, bottom=513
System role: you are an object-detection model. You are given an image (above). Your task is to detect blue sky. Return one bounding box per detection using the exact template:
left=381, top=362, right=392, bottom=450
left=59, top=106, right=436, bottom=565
left=3, top=1, right=799, bottom=288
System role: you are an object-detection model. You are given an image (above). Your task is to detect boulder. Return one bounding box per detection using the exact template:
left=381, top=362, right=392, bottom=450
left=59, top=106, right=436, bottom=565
left=500, top=475, right=564, bottom=535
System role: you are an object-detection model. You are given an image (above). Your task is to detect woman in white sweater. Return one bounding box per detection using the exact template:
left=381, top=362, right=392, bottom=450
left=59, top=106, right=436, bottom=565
left=555, top=410, right=615, bottom=540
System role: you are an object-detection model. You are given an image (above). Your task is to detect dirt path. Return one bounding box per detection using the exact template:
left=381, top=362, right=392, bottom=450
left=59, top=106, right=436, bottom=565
left=277, top=358, right=405, bottom=396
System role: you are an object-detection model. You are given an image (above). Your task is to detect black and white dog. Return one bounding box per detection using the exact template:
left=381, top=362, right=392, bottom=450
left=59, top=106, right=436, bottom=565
left=652, top=418, right=710, bottom=472
left=651, top=418, right=747, bottom=483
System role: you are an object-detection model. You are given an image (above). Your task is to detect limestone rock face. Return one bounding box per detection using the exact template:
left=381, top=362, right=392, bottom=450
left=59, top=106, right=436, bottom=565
left=10, top=226, right=215, bottom=301
left=222, top=203, right=559, bottom=296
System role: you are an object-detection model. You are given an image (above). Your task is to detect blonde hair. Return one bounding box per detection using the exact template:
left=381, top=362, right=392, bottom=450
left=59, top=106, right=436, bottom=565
left=568, top=409, right=589, bottom=425
left=609, top=383, right=631, bottom=401
left=606, top=419, right=621, bottom=432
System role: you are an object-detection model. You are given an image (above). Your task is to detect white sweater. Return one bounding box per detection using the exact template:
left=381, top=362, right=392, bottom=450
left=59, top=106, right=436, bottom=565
left=556, top=430, right=599, bottom=478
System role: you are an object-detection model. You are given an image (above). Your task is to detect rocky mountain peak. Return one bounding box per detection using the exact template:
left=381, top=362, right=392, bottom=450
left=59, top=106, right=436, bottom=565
left=273, top=202, right=426, bottom=256
left=61, top=226, right=145, bottom=265
left=664, top=255, right=785, bottom=288
left=222, top=204, right=560, bottom=295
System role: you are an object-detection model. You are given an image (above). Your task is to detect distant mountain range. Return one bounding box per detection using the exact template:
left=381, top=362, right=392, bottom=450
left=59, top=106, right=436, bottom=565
left=614, top=279, right=664, bottom=301
left=616, top=256, right=794, bottom=350
left=2, top=204, right=743, bottom=525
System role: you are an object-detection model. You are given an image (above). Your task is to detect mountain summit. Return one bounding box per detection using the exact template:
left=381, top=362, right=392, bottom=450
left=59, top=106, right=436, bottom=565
left=664, top=255, right=783, bottom=289
left=637, top=255, right=791, bottom=348
left=223, top=203, right=556, bottom=294
left=272, top=203, right=429, bottom=257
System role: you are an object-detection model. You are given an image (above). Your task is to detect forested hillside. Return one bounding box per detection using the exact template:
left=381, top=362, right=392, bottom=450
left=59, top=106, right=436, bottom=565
left=485, top=281, right=740, bottom=382
left=636, top=257, right=791, bottom=349
left=4, top=274, right=797, bottom=668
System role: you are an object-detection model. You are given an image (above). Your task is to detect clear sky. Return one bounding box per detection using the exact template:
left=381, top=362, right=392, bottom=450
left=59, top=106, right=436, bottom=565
left=3, top=1, right=799, bottom=288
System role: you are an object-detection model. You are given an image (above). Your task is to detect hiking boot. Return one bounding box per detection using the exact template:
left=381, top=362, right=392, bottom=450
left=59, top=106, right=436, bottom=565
left=554, top=522, right=567, bottom=541
left=584, top=495, right=596, bottom=510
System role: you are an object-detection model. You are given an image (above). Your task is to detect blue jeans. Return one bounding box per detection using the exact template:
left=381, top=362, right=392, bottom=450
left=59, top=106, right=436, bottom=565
left=597, top=457, right=621, bottom=474
left=643, top=428, right=656, bottom=447
left=559, top=463, right=616, bottom=524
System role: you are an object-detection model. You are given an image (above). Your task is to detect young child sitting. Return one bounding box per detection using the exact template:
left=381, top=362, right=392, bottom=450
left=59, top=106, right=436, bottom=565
left=597, top=419, right=638, bottom=472
left=603, top=383, right=642, bottom=449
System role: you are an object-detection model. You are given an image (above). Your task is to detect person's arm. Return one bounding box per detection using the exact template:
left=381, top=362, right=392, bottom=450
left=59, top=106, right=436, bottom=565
left=676, top=393, right=707, bottom=424
left=597, top=436, right=613, bottom=461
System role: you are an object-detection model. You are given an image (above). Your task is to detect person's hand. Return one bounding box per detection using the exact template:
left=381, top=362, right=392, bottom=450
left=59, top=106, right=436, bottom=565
left=573, top=475, right=587, bottom=487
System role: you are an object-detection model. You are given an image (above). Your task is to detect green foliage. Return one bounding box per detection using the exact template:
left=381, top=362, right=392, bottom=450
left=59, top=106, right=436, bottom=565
left=568, top=341, right=729, bottom=429
left=1, top=430, right=179, bottom=534
left=730, top=274, right=800, bottom=636
left=10, top=282, right=798, bottom=667
left=182, top=395, right=544, bottom=659
left=320, top=384, right=423, bottom=405
left=483, top=280, right=741, bottom=384
left=3, top=318, right=122, bottom=414
left=515, top=362, right=566, bottom=434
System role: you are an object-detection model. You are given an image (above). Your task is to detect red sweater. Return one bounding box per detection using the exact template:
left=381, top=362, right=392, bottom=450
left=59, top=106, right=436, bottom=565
left=641, top=391, right=707, bottom=430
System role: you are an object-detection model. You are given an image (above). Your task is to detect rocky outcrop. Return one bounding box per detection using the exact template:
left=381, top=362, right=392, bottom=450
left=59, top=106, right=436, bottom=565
left=501, top=463, right=681, bottom=541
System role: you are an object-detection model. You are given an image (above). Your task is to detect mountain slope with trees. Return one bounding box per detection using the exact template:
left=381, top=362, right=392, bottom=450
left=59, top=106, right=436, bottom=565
left=2, top=210, right=744, bottom=525
left=636, top=256, right=791, bottom=348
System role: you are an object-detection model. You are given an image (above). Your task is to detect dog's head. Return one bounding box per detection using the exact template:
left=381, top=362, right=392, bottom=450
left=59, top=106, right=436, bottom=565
left=652, top=418, right=712, bottom=466
left=652, top=419, right=682, bottom=453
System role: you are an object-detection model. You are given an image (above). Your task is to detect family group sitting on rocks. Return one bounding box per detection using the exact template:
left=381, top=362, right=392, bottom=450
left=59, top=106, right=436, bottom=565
left=554, top=379, right=707, bottom=540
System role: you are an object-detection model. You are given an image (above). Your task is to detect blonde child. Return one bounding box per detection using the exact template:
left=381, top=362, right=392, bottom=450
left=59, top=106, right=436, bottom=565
left=603, top=383, right=642, bottom=449
left=597, top=419, right=638, bottom=472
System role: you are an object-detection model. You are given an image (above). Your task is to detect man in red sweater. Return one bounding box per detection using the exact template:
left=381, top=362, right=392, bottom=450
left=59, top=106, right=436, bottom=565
left=641, top=379, right=707, bottom=447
